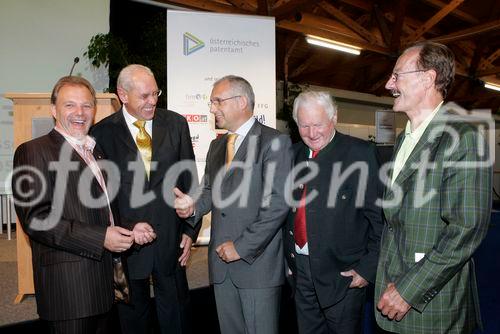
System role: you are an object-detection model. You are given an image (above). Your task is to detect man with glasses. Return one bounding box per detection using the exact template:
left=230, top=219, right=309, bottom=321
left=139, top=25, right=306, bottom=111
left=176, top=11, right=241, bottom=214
left=174, top=75, right=292, bottom=334
left=92, top=64, right=199, bottom=334
left=375, top=42, right=492, bottom=333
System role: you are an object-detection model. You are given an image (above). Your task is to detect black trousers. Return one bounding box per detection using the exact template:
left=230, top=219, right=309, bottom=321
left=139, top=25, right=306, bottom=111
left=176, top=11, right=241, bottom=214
left=117, top=266, right=192, bottom=334
left=47, top=312, right=110, bottom=334
left=294, top=254, right=366, bottom=334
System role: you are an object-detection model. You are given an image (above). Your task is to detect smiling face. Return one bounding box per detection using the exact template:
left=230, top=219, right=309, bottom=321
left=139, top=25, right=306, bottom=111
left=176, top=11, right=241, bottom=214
left=118, top=69, right=159, bottom=121
left=385, top=48, right=428, bottom=115
left=297, top=101, right=336, bottom=152
left=209, top=80, right=246, bottom=132
left=51, top=84, right=96, bottom=140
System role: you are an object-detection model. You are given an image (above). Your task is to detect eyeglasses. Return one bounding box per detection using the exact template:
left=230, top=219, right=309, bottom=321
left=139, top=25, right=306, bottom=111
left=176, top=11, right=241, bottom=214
left=389, top=70, right=426, bottom=82
left=208, top=95, right=241, bottom=108
left=135, top=89, right=162, bottom=101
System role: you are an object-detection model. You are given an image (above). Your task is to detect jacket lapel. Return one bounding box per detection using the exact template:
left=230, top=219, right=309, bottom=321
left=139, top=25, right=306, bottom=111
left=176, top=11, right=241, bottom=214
left=114, top=110, right=140, bottom=154
left=149, top=111, right=169, bottom=187
left=392, top=114, right=446, bottom=187
left=225, top=121, right=261, bottom=179
left=114, top=109, right=150, bottom=186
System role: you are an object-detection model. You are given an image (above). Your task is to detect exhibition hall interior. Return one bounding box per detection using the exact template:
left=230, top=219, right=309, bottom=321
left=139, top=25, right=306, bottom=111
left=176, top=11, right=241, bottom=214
left=0, top=0, right=499, bottom=333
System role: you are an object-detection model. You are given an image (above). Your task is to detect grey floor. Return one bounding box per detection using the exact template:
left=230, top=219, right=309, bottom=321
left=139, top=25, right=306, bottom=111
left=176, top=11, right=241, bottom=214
left=0, top=231, right=210, bottom=326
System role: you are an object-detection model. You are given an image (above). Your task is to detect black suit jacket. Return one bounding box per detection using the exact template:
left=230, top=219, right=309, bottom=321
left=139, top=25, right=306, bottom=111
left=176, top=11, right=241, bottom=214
left=91, top=108, right=199, bottom=279
left=284, top=132, right=383, bottom=308
left=12, top=130, right=114, bottom=321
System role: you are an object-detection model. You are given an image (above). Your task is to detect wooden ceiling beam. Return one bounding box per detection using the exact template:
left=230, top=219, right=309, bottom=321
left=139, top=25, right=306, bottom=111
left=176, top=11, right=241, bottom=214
left=225, top=0, right=257, bottom=12
left=338, top=0, right=372, bottom=11
left=373, top=4, right=391, bottom=47
left=421, top=0, right=479, bottom=24
left=430, top=19, right=500, bottom=43
left=295, top=12, right=361, bottom=39
left=277, top=20, right=390, bottom=55
left=318, top=1, right=378, bottom=44
left=468, top=43, right=485, bottom=77
left=477, top=66, right=500, bottom=77
left=384, top=12, right=422, bottom=37
left=389, top=0, right=407, bottom=53
left=478, top=48, right=500, bottom=71
left=271, top=0, right=312, bottom=21
left=356, top=13, right=371, bottom=27
left=256, top=0, right=270, bottom=15
left=157, top=0, right=251, bottom=14
left=404, top=0, right=465, bottom=43
left=289, top=53, right=319, bottom=78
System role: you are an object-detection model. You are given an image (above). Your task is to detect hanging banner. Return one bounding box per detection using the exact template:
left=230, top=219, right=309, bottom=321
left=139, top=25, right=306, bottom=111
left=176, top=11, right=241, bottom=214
left=167, top=10, right=275, bottom=175
left=167, top=10, right=275, bottom=244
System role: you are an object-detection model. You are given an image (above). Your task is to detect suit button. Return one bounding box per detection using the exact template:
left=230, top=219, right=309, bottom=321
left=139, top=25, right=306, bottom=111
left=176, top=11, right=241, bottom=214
left=388, top=226, right=394, bottom=232
left=299, top=184, right=304, bottom=190
left=289, top=230, right=293, bottom=235
left=221, top=213, right=226, bottom=217
left=341, top=194, right=347, bottom=200
left=290, top=253, right=295, bottom=258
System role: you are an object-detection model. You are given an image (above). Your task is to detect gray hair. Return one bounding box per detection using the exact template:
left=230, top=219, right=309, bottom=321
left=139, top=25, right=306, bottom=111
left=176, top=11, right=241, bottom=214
left=214, top=75, right=255, bottom=111
left=292, top=90, right=337, bottom=123
left=117, top=64, right=155, bottom=91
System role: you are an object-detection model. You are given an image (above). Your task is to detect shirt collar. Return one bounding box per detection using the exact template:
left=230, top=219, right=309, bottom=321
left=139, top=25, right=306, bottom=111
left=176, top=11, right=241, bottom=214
left=231, top=117, right=255, bottom=138
left=405, top=101, right=443, bottom=140
left=308, top=129, right=336, bottom=156
left=54, top=126, right=96, bottom=152
left=122, top=105, right=153, bottom=128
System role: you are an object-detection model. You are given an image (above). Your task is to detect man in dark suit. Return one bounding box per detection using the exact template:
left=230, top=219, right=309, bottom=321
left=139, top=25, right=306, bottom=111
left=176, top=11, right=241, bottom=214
left=12, top=76, right=135, bottom=333
left=283, top=91, right=383, bottom=334
left=174, top=75, right=292, bottom=334
left=375, top=42, right=492, bottom=333
left=91, top=64, right=199, bottom=334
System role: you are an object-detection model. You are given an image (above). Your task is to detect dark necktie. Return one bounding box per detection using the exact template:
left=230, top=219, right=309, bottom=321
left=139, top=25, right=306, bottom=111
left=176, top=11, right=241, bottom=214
left=294, top=150, right=319, bottom=248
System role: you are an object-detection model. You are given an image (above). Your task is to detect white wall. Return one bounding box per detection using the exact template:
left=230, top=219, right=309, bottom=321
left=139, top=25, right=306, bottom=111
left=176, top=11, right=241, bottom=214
left=0, top=0, right=110, bottom=193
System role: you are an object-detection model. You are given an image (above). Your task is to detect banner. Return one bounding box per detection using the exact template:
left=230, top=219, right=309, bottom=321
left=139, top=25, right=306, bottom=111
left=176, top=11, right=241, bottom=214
left=167, top=10, right=275, bottom=175
left=167, top=10, right=275, bottom=243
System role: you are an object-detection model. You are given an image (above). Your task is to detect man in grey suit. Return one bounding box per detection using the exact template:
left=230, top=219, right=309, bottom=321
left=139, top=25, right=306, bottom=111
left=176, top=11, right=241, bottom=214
left=174, top=75, right=293, bottom=334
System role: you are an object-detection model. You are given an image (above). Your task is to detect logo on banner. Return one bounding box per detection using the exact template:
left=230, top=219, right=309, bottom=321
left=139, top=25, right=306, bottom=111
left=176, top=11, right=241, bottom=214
left=183, top=32, right=205, bottom=56
left=184, top=114, right=208, bottom=123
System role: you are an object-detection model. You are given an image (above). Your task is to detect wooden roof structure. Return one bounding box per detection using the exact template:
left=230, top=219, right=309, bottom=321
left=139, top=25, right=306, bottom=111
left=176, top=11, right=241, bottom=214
left=155, top=0, right=500, bottom=112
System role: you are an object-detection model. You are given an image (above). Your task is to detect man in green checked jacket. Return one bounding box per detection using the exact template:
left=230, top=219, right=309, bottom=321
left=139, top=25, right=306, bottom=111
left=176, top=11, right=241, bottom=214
left=375, top=41, right=492, bottom=333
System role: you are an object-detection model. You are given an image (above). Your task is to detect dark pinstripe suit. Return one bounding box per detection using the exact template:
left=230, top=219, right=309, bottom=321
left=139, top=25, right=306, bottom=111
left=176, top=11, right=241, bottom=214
left=12, top=130, right=114, bottom=323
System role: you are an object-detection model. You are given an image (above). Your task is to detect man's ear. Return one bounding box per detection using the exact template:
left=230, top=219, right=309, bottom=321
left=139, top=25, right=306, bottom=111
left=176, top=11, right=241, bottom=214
left=239, top=95, right=249, bottom=111
left=424, top=69, right=437, bottom=90
left=50, top=104, right=57, bottom=119
left=117, top=87, right=128, bottom=104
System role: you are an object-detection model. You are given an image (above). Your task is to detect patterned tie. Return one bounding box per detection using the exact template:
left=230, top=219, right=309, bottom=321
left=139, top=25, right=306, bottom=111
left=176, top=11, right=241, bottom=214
left=294, top=150, right=319, bottom=248
left=77, top=141, right=115, bottom=227
left=226, top=133, right=238, bottom=170
left=133, top=120, right=152, bottom=178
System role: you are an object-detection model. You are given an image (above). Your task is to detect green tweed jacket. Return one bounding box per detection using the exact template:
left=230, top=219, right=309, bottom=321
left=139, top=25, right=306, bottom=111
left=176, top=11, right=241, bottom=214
left=375, top=108, right=492, bottom=334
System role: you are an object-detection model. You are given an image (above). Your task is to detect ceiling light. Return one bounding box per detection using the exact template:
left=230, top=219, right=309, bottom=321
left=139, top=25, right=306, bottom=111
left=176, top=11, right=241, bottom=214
left=484, top=82, right=500, bottom=92
left=305, top=35, right=361, bottom=55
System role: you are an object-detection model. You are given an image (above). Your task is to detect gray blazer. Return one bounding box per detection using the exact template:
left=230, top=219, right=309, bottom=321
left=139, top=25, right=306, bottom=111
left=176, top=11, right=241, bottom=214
left=192, top=120, right=292, bottom=288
